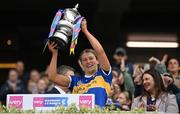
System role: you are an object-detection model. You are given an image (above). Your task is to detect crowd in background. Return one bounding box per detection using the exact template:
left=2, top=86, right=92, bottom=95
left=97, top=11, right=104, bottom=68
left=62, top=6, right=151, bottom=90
left=0, top=47, right=180, bottom=112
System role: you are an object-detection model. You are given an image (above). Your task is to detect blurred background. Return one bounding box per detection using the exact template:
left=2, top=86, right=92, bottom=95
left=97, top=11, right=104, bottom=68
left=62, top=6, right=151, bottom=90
left=0, top=0, right=180, bottom=82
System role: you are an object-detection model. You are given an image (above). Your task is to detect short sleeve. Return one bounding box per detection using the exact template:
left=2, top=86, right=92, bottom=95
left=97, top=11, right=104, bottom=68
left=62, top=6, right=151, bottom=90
left=99, top=67, right=112, bottom=84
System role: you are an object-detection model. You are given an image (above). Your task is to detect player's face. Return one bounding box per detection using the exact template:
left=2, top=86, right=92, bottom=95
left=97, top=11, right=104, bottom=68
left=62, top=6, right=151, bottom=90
left=81, top=52, right=98, bottom=74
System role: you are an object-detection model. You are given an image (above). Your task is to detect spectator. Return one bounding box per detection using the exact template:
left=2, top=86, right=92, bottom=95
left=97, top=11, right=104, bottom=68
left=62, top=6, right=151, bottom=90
left=165, top=73, right=180, bottom=112
left=15, top=60, right=29, bottom=86
left=29, top=69, right=40, bottom=83
left=25, top=80, right=38, bottom=94
left=167, top=58, right=180, bottom=88
left=111, top=67, right=134, bottom=97
left=37, top=79, right=47, bottom=94
left=113, top=47, right=134, bottom=76
left=0, top=69, right=25, bottom=105
left=16, top=61, right=24, bottom=77
left=110, top=77, right=121, bottom=101
left=133, top=55, right=169, bottom=97
left=106, top=91, right=132, bottom=111
left=133, top=64, right=144, bottom=97
left=131, top=68, right=178, bottom=113
left=117, top=91, right=132, bottom=111
left=40, top=72, right=54, bottom=92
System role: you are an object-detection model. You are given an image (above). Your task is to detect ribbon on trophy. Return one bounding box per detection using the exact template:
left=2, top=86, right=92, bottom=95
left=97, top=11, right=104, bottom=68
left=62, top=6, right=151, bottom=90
left=48, top=9, right=63, bottom=38
left=70, top=17, right=84, bottom=55
left=43, top=9, right=63, bottom=53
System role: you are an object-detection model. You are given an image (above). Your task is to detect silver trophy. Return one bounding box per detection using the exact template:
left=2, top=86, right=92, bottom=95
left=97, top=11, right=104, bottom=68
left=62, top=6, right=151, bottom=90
left=49, top=4, right=81, bottom=49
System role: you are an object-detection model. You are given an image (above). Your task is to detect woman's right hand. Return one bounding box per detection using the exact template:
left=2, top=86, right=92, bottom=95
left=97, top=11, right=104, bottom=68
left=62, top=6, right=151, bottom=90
left=48, top=41, right=58, bottom=54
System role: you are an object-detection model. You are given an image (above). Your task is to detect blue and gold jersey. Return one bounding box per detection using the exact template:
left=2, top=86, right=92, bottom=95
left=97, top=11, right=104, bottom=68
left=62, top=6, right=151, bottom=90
left=69, top=68, right=112, bottom=107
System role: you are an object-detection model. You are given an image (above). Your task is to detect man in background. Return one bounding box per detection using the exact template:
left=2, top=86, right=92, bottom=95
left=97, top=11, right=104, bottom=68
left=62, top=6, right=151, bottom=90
left=113, top=47, right=134, bottom=77
left=46, top=65, right=75, bottom=94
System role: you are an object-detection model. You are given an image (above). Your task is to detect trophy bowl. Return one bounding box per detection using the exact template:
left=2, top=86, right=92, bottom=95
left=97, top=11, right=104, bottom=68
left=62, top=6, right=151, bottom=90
left=49, top=4, right=81, bottom=50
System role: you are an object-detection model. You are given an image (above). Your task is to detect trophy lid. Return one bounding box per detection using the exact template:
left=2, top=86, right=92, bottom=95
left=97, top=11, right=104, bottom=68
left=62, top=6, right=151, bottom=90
left=73, top=4, right=79, bottom=11
left=63, top=4, right=80, bottom=23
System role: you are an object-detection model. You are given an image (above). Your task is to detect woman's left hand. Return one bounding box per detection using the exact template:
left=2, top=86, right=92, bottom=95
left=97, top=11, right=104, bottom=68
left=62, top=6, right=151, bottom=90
left=81, top=19, right=88, bottom=32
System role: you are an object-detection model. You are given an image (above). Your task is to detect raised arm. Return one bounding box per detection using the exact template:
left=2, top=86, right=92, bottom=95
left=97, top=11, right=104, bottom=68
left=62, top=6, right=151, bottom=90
left=81, top=19, right=111, bottom=72
left=47, top=42, right=70, bottom=87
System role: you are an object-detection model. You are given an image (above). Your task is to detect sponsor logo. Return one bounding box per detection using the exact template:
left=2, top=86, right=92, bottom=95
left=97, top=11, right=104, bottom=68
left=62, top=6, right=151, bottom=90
left=8, top=96, right=23, bottom=109
left=79, top=96, right=92, bottom=108
left=33, top=97, right=68, bottom=107
left=33, top=97, right=44, bottom=107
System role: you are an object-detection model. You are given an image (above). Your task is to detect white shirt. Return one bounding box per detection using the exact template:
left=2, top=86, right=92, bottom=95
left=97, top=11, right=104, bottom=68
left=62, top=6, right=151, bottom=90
left=54, top=85, right=66, bottom=94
